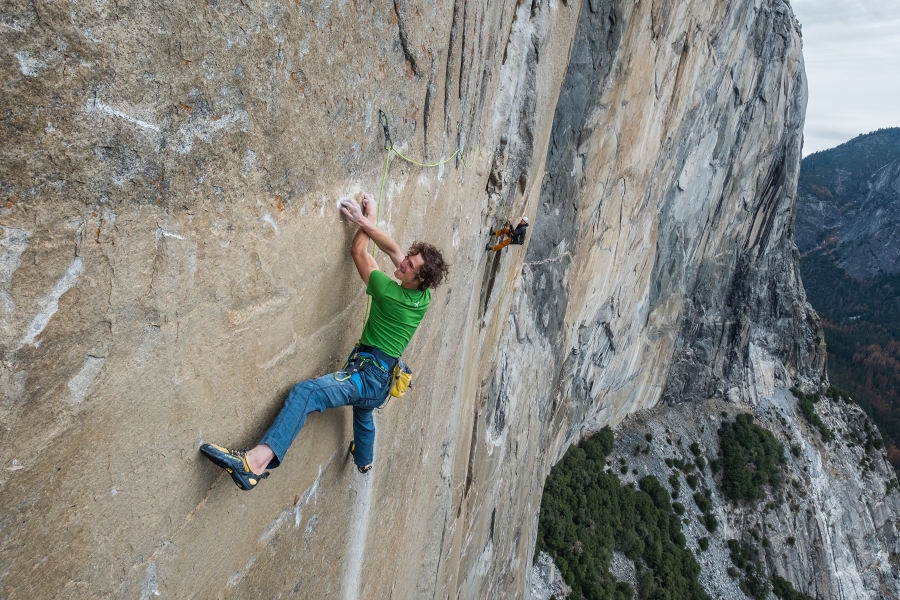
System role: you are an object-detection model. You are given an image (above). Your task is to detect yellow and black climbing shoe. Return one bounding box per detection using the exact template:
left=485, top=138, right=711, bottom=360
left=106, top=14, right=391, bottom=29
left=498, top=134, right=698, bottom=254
left=348, top=440, right=372, bottom=474
left=200, top=443, right=269, bottom=491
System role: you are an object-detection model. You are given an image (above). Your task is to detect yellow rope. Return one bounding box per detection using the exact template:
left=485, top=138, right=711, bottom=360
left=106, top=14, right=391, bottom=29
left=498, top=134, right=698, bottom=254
left=362, top=111, right=474, bottom=330
left=372, top=111, right=470, bottom=243
left=390, top=147, right=461, bottom=169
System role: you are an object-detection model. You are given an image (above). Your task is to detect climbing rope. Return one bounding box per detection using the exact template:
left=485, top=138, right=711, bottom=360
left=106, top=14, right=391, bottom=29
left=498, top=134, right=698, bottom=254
left=369, top=109, right=478, bottom=260
left=374, top=109, right=466, bottom=220
left=359, top=110, right=471, bottom=329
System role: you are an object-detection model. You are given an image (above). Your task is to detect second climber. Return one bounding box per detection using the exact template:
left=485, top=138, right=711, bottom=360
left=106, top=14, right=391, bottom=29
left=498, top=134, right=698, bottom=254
left=486, top=216, right=529, bottom=252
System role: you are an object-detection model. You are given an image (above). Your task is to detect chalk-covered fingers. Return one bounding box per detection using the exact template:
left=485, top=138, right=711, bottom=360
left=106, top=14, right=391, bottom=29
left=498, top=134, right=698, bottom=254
left=361, top=193, right=376, bottom=219
left=340, top=198, right=364, bottom=224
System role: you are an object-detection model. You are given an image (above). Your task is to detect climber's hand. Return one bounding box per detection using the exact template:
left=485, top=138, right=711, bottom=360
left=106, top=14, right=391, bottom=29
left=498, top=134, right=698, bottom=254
left=340, top=198, right=366, bottom=225
left=361, top=193, right=376, bottom=219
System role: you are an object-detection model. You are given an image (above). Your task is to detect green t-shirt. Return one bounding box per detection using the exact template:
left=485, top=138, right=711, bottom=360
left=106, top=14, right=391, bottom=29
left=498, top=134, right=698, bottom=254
left=359, top=270, right=431, bottom=358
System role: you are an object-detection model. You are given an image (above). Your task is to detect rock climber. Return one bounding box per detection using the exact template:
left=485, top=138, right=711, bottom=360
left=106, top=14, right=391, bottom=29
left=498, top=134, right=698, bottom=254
left=200, top=193, right=449, bottom=490
left=486, top=217, right=529, bottom=252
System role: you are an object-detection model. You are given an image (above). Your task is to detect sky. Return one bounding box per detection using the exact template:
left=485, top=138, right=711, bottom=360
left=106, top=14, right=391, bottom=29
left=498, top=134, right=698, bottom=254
left=791, top=0, right=900, bottom=156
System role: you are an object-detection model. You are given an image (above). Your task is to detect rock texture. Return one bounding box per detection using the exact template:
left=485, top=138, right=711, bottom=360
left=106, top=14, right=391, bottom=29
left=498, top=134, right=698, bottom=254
left=0, top=0, right=888, bottom=598
left=584, top=392, right=900, bottom=600
left=795, top=128, right=900, bottom=279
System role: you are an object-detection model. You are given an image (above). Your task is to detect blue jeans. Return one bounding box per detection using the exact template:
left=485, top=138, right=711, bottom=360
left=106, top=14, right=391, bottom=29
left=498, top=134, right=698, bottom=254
left=259, top=354, right=392, bottom=468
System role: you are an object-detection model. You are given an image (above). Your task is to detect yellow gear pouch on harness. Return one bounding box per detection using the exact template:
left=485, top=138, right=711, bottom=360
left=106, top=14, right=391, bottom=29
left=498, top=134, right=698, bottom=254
left=390, top=360, right=413, bottom=398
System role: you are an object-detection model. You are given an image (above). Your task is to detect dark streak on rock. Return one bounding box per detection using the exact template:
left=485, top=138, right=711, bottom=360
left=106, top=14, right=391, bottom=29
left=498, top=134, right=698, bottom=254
left=393, top=0, right=421, bottom=78
left=424, top=58, right=437, bottom=151
left=459, top=0, right=469, bottom=102
left=444, top=0, right=463, bottom=133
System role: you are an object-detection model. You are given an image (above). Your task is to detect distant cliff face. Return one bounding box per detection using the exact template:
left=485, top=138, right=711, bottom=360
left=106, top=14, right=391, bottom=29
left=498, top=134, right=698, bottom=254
left=565, top=392, right=900, bottom=600
left=795, top=128, right=900, bottom=278
left=0, top=0, right=884, bottom=597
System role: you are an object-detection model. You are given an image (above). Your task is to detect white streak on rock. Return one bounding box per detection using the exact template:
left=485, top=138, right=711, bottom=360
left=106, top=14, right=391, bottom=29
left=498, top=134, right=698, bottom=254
left=68, top=355, right=105, bottom=403
left=86, top=98, right=161, bottom=132
left=19, top=257, right=83, bottom=348
left=1, top=226, right=32, bottom=316
left=225, top=557, right=256, bottom=588
left=259, top=460, right=329, bottom=544
left=343, top=419, right=376, bottom=600
left=14, top=51, right=44, bottom=76
left=175, top=109, right=249, bottom=155
left=261, top=212, right=279, bottom=234
left=260, top=339, right=295, bottom=370
left=155, top=227, right=184, bottom=240
left=139, top=562, right=160, bottom=599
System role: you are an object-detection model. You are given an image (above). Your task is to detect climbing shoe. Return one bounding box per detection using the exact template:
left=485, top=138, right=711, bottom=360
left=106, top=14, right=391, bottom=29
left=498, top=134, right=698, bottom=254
left=348, top=440, right=372, bottom=474
left=485, top=244, right=492, bottom=251
left=200, top=443, right=269, bottom=491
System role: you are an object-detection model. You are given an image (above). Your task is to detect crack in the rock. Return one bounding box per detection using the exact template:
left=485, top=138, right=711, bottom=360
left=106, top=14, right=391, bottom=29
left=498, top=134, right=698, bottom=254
left=393, top=0, right=422, bottom=78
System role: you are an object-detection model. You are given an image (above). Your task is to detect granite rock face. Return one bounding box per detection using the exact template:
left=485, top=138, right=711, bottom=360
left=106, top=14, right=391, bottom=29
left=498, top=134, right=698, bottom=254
left=0, top=0, right=885, bottom=597
left=578, top=393, right=900, bottom=600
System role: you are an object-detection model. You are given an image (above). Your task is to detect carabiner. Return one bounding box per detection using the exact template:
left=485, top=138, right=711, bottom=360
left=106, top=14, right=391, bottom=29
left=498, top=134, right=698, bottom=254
left=379, top=110, right=392, bottom=151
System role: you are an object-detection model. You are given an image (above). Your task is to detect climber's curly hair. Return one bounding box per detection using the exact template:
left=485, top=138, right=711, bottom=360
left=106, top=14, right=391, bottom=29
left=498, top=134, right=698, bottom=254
left=408, top=241, right=449, bottom=291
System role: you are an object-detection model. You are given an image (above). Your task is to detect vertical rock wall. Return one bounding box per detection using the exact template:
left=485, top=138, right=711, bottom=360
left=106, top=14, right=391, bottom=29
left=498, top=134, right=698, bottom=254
left=459, top=0, right=825, bottom=596
left=0, top=0, right=871, bottom=598
left=0, top=1, right=577, bottom=597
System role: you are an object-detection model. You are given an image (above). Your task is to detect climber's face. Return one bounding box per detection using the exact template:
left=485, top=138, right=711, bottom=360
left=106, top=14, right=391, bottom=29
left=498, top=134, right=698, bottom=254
left=395, top=253, right=424, bottom=288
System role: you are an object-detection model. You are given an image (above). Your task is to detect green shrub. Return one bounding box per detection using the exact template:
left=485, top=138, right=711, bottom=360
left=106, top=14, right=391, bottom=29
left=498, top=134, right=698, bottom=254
left=718, top=413, right=785, bottom=501
left=669, top=472, right=681, bottom=498
left=703, top=512, right=718, bottom=532
left=728, top=538, right=777, bottom=598
left=535, top=426, right=710, bottom=600
left=693, top=491, right=712, bottom=514
left=686, top=474, right=699, bottom=490
left=743, top=562, right=772, bottom=599
left=698, top=537, right=709, bottom=551
left=727, top=539, right=751, bottom=568
left=791, top=388, right=835, bottom=443
left=771, top=574, right=816, bottom=600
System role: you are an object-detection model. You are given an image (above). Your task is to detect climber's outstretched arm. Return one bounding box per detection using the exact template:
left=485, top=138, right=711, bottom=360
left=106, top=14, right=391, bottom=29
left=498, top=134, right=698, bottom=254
left=341, top=194, right=405, bottom=284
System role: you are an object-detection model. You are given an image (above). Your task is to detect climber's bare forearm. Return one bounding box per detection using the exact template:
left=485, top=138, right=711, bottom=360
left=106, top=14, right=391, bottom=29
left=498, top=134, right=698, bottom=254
left=341, top=195, right=404, bottom=267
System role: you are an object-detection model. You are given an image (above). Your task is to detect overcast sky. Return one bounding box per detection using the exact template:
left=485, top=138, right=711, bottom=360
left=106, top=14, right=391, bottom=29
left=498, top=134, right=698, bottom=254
left=791, top=0, right=900, bottom=156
